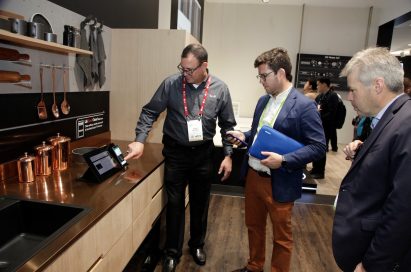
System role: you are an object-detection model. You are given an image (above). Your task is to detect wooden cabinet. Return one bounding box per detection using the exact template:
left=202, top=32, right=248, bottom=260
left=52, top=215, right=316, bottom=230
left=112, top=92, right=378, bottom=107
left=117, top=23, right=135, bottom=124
left=132, top=165, right=166, bottom=251
left=44, top=164, right=165, bottom=272
left=45, top=194, right=133, bottom=272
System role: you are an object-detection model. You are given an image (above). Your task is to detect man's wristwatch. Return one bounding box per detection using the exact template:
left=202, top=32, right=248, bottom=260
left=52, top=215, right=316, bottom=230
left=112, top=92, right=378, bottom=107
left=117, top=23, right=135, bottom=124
left=281, top=155, right=287, bottom=168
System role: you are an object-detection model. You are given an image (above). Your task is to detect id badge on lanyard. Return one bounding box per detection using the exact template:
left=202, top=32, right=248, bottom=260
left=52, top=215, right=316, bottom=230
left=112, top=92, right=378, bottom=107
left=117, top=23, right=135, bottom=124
left=182, top=76, right=211, bottom=142
left=187, top=118, right=203, bottom=142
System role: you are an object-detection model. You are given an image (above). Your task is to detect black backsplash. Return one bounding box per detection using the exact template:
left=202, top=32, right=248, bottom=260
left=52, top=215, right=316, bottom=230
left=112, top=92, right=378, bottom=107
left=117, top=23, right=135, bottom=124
left=0, top=91, right=109, bottom=164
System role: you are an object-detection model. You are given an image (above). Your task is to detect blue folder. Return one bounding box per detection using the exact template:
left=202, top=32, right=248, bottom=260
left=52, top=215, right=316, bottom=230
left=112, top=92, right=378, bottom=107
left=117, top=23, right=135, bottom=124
left=249, top=125, right=304, bottom=160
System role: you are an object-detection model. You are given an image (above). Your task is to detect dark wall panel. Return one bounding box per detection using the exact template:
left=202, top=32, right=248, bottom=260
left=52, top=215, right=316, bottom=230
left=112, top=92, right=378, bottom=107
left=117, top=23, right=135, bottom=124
left=48, top=0, right=159, bottom=28
left=0, top=91, right=110, bottom=164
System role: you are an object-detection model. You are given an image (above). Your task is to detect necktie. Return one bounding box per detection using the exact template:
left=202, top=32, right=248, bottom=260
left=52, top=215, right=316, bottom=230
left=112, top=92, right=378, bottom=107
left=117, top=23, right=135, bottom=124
left=370, top=117, right=379, bottom=129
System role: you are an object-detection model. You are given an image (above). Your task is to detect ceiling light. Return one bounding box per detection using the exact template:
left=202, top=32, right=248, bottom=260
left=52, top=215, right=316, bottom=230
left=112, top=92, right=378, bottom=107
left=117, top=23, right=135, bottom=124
left=262, top=0, right=270, bottom=3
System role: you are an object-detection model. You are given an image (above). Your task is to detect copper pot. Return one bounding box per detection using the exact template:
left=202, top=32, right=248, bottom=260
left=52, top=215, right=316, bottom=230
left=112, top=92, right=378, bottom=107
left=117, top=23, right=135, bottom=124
left=17, top=152, right=35, bottom=183
left=34, top=141, right=54, bottom=175
left=47, top=133, right=71, bottom=170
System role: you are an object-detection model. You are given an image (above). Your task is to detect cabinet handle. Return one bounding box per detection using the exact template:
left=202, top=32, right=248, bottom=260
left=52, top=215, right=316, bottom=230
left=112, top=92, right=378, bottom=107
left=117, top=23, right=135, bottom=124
left=87, top=254, right=103, bottom=272
left=152, top=186, right=163, bottom=199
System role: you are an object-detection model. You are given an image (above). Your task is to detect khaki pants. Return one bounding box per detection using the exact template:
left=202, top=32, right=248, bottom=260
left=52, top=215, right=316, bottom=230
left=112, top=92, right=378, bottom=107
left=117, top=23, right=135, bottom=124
left=245, top=169, right=294, bottom=272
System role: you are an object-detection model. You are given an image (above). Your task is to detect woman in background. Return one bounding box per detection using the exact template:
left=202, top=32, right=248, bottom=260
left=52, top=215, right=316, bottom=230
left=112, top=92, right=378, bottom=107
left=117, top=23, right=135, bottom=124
left=303, top=79, right=318, bottom=100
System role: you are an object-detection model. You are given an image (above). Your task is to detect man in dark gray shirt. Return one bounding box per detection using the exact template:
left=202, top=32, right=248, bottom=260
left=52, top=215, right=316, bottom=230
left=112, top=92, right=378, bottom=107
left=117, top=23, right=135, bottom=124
left=124, top=44, right=236, bottom=272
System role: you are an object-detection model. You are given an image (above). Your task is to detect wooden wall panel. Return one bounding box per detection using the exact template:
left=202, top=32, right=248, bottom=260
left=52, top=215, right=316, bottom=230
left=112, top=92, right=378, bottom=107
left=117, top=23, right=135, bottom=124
left=110, top=29, right=197, bottom=143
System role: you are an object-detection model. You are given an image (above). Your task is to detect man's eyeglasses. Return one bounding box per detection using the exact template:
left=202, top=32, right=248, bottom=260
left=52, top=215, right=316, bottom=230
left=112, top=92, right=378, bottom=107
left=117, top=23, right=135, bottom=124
left=256, top=71, right=274, bottom=81
left=177, top=63, right=203, bottom=75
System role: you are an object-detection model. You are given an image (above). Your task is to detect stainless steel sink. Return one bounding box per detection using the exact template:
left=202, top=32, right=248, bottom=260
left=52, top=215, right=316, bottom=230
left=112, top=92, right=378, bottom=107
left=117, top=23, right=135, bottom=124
left=0, top=196, right=89, bottom=272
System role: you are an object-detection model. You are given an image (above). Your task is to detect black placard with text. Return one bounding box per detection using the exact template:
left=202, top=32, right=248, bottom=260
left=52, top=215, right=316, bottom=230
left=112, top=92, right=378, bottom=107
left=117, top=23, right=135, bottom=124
left=295, top=53, right=351, bottom=91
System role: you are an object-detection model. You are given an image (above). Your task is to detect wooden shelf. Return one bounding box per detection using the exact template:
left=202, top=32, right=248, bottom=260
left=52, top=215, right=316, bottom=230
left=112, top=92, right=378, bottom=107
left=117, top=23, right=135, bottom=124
left=0, top=29, right=92, bottom=55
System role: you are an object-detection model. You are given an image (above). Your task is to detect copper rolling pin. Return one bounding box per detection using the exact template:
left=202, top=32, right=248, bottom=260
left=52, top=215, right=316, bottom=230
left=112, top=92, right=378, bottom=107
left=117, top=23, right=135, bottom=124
left=0, top=47, right=30, bottom=61
left=0, top=70, right=31, bottom=83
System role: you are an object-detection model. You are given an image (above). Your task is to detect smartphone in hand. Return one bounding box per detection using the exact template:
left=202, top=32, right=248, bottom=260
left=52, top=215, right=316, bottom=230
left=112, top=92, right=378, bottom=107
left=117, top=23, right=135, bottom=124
left=226, top=133, right=248, bottom=146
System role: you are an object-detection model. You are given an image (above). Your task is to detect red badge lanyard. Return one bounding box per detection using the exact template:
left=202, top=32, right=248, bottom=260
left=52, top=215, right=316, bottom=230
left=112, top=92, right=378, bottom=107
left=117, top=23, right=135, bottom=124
left=182, top=76, right=212, bottom=118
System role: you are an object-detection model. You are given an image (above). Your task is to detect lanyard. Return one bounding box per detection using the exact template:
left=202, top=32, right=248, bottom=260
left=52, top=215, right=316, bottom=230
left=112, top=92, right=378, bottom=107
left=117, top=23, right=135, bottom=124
left=258, top=94, right=288, bottom=129
left=182, top=76, right=212, bottom=118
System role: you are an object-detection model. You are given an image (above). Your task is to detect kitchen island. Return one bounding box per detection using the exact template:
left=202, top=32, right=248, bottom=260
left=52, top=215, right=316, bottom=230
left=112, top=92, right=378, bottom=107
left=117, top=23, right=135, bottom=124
left=0, top=142, right=165, bottom=272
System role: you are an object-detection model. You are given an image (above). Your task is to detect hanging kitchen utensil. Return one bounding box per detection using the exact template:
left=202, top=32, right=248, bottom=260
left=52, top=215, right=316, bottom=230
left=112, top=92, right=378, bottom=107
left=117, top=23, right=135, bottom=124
left=51, top=66, right=59, bottom=118
left=37, top=66, right=47, bottom=120
left=61, top=67, right=70, bottom=115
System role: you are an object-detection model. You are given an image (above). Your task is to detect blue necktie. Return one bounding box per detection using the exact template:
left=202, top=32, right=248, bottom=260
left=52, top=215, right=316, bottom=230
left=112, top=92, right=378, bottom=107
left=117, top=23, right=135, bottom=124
left=370, top=117, right=379, bottom=129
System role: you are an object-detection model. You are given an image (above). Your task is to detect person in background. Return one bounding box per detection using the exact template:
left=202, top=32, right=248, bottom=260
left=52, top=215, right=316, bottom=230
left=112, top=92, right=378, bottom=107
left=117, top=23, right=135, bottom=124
left=227, top=47, right=326, bottom=272
left=333, top=47, right=411, bottom=272
left=316, top=77, right=339, bottom=151
left=124, top=44, right=237, bottom=272
left=354, top=115, right=373, bottom=142
left=310, top=77, right=339, bottom=179
left=303, top=79, right=318, bottom=100
left=404, top=77, right=411, bottom=95
left=351, top=114, right=361, bottom=140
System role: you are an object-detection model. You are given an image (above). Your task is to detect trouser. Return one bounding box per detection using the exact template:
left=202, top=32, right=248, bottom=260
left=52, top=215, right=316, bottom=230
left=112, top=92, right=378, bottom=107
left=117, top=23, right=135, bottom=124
left=325, top=125, right=337, bottom=150
left=162, top=135, right=214, bottom=259
left=245, top=168, right=294, bottom=272
left=311, top=154, right=326, bottom=175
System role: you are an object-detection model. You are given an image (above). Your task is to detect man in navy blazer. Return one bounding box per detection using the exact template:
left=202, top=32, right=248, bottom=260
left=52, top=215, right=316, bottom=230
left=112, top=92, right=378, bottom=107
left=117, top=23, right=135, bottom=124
left=333, top=47, right=411, bottom=272
left=229, top=47, right=326, bottom=272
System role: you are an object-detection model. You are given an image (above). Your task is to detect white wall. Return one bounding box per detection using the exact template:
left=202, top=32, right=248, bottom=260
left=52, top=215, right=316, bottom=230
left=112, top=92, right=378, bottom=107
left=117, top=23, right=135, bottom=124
left=367, top=0, right=411, bottom=48
left=203, top=3, right=302, bottom=116
left=203, top=3, right=371, bottom=144
left=158, top=0, right=172, bottom=29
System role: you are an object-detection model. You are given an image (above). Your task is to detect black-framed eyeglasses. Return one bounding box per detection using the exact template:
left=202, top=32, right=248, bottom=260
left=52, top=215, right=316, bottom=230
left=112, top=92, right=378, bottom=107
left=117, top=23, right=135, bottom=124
left=256, top=71, right=274, bottom=81
left=177, top=62, right=203, bottom=75
left=177, top=63, right=203, bottom=75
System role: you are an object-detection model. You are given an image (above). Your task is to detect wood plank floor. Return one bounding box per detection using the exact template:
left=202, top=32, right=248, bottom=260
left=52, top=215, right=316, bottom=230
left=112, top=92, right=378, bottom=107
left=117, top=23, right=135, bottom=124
left=151, top=144, right=351, bottom=271
left=310, top=144, right=351, bottom=196
left=154, top=195, right=341, bottom=272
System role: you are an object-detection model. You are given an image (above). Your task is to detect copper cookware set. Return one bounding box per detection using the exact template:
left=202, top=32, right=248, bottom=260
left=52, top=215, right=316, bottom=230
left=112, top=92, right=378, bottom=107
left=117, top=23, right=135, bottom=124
left=17, top=133, right=71, bottom=183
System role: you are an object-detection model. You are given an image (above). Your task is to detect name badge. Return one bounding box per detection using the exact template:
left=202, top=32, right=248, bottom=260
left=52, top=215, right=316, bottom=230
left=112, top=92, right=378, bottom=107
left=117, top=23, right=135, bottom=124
left=187, top=119, right=203, bottom=142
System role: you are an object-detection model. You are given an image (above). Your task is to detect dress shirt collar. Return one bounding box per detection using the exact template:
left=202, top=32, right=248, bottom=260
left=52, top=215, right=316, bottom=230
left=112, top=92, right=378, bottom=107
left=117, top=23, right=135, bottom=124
left=371, top=93, right=404, bottom=129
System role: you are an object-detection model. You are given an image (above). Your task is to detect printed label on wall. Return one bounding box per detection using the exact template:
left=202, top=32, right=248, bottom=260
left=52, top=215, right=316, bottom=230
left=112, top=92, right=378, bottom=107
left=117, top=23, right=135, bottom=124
left=76, top=112, right=106, bottom=139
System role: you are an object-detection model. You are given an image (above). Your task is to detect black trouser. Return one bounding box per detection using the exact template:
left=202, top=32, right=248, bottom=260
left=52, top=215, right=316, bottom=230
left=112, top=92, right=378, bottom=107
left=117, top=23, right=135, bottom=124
left=325, top=125, right=338, bottom=151
left=162, top=135, right=214, bottom=259
left=312, top=154, right=326, bottom=175
left=312, top=124, right=330, bottom=174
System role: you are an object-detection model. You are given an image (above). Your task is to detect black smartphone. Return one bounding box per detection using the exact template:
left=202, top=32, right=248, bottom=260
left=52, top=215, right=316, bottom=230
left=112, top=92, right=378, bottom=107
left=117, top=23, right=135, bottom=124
left=109, top=144, right=128, bottom=167
left=225, top=133, right=248, bottom=146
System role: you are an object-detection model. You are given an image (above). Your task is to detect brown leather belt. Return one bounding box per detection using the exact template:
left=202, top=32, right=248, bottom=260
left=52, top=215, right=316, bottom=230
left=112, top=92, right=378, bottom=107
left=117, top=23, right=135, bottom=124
left=249, top=167, right=271, bottom=178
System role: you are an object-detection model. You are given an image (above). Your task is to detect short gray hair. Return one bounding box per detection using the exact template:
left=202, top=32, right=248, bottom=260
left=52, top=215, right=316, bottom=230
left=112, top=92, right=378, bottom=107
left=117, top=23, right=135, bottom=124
left=340, top=47, right=404, bottom=93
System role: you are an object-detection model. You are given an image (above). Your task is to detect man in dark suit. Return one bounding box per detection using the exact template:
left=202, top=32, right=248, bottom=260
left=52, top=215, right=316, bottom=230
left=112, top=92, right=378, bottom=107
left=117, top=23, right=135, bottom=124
left=228, top=47, right=326, bottom=272
left=333, top=47, right=411, bottom=272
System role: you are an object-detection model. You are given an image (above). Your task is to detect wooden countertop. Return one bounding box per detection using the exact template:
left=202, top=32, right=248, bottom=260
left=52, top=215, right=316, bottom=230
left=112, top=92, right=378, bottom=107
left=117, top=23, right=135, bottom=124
left=0, top=141, right=164, bottom=272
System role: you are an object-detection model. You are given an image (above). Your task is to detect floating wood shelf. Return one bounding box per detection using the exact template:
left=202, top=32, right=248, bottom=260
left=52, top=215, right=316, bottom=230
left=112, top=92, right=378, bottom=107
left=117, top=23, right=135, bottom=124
left=0, top=29, right=92, bottom=55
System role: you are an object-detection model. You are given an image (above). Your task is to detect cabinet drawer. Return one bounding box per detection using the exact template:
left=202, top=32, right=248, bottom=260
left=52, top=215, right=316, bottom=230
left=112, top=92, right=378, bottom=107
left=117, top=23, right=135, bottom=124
left=90, top=225, right=133, bottom=272
left=44, top=195, right=132, bottom=272
left=149, top=187, right=166, bottom=225
left=132, top=187, right=166, bottom=251
left=132, top=164, right=164, bottom=220
left=95, top=194, right=132, bottom=255
left=44, top=228, right=98, bottom=272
